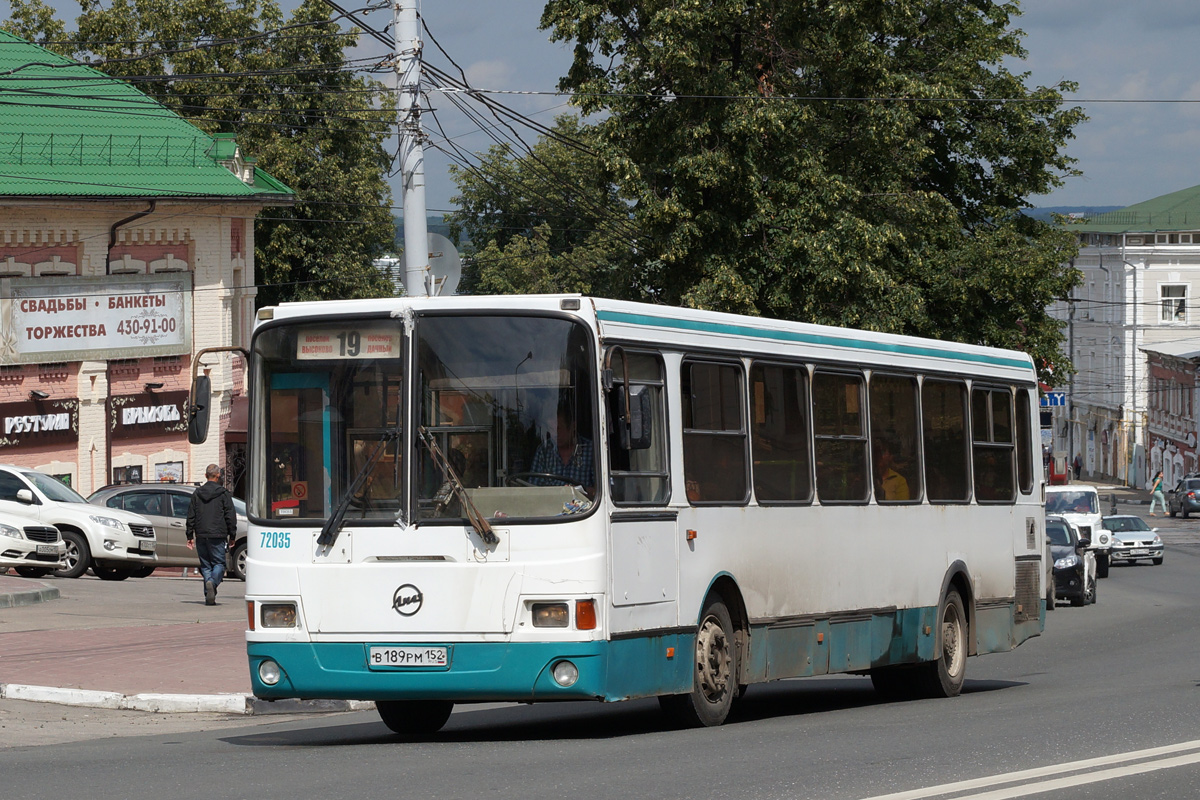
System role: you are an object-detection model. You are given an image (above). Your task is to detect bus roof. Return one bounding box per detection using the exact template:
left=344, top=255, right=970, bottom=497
left=259, top=294, right=1035, bottom=380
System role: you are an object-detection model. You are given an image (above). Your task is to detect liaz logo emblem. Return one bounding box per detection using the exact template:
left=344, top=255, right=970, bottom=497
left=392, top=584, right=423, bottom=617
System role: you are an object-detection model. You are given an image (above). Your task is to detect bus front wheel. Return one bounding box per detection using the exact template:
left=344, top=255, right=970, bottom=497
left=659, top=596, right=738, bottom=727
left=376, top=699, right=453, bottom=735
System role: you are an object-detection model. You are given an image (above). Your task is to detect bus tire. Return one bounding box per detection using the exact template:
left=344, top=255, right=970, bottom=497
left=659, top=596, right=738, bottom=727
left=376, top=699, right=453, bottom=735
left=1096, top=553, right=1110, bottom=578
left=916, top=588, right=967, bottom=698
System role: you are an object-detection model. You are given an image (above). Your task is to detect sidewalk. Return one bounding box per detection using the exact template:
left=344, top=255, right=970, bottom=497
left=0, top=571, right=369, bottom=715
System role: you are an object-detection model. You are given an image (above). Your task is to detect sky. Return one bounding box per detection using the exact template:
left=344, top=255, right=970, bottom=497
left=25, top=1, right=1200, bottom=213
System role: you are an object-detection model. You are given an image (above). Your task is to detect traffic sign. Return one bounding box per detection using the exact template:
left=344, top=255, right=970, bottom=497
left=1040, top=392, right=1066, bottom=407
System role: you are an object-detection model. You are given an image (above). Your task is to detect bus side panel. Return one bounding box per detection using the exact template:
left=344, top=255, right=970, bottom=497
left=603, top=633, right=693, bottom=700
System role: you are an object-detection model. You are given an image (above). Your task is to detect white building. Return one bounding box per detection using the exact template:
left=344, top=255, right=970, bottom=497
left=1050, top=185, right=1200, bottom=485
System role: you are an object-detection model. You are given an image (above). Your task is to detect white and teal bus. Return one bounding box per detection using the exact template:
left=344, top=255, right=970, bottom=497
left=213, top=295, right=1046, bottom=731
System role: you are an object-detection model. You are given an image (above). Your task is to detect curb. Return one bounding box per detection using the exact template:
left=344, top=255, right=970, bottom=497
left=0, top=583, right=60, bottom=608
left=0, top=683, right=374, bottom=715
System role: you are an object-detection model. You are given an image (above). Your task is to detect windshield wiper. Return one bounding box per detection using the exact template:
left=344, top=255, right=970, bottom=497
left=317, top=429, right=400, bottom=548
left=419, top=427, right=498, bottom=546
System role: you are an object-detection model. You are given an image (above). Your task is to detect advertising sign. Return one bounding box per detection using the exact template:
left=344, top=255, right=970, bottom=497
left=3, top=274, right=192, bottom=363
left=108, top=391, right=189, bottom=440
left=0, top=398, right=79, bottom=448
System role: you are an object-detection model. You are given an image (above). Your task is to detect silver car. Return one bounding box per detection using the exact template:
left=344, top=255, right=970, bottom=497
left=87, top=483, right=249, bottom=580
left=1102, top=515, right=1164, bottom=566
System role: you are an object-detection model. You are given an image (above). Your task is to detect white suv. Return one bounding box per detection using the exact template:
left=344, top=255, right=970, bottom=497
left=0, top=510, right=66, bottom=577
left=0, top=465, right=157, bottom=580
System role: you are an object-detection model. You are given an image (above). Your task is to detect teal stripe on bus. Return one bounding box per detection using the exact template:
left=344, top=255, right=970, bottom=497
left=595, top=310, right=1033, bottom=371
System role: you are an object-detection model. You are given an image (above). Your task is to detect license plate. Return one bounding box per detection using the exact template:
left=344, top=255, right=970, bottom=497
left=1130, top=548, right=1149, bottom=556
left=368, top=646, right=448, bottom=668
left=35, top=544, right=57, bottom=554
left=139, top=539, right=157, bottom=552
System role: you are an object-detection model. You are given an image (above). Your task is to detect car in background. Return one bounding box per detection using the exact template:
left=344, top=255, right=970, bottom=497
left=1102, top=514, right=1165, bottom=566
left=0, top=465, right=157, bottom=580
left=1166, top=477, right=1200, bottom=518
left=87, top=483, right=250, bottom=580
left=1047, top=515, right=1096, bottom=607
left=1045, top=485, right=1111, bottom=577
left=0, top=510, right=66, bottom=577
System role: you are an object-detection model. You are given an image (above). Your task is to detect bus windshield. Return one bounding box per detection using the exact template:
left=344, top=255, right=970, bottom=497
left=415, top=314, right=596, bottom=522
left=253, top=318, right=405, bottom=522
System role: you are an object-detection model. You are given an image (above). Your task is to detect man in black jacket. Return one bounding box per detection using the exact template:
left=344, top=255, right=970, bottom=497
left=186, top=463, right=237, bottom=605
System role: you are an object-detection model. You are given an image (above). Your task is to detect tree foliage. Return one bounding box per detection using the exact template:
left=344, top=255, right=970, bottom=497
left=4, top=0, right=395, bottom=306
left=449, top=115, right=640, bottom=298
left=525, top=0, right=1084, bottom=379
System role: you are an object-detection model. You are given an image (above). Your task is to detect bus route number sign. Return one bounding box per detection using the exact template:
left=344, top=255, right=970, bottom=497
left=368, top=646, right=449, bottom=668
left=295, top=327, right=400, bottom=360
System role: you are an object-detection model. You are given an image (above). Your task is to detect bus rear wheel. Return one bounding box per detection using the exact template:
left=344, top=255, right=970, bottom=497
left=659, top=596, right=738, bottom=727
left=915, top=588, right=967, bottom=698
left=376, top=699, right=453, bottom=735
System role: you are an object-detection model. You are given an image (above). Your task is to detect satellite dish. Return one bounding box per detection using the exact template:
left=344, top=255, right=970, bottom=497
left=427, top=232, right=461, bottom=296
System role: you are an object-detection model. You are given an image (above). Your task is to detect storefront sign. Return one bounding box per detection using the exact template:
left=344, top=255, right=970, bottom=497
left=0, top=399, right=79, bottom=448
left=2, top=274, right=192, bottom=363
left=108, top=391, right=189, bottom=439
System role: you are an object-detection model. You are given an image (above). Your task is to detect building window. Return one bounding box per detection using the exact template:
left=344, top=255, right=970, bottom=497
left=1161, top=285, right=1187, bottom=323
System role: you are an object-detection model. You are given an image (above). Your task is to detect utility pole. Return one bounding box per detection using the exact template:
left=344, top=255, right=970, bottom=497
left=397, top=0, right=429, bottom=297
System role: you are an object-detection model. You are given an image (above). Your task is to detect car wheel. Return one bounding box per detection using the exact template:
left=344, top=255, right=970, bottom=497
left=92, top=564, right=132, bottom=581
left=130, top=565, right=157, bottom=578
left=1152, top=556, right=1164, bottom=566
left=1184, top=508, right=1190, bottom=519
left=1046, top=585, right=1055, bottom=612
left=53, top=531, right=90, bottom=579
left=1084, top=575, right=1097, bottom=605
left=659, top=595, right=739, bottom=726
left=1096, top=553, right=1110, bottom=578
left=228, top=540, right=247, bottom=581
left=376, top=700, right=454, bottom=735
left=14, top=566, right=52, bottom=578
left=1170, top=507, right=1177, bottom=518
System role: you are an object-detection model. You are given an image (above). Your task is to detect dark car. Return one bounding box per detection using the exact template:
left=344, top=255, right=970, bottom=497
left=1102, top=515, right=1165, bottom=566
left=1047, top=515, right=1096, bottom=607
left=1166, top=478, right=1200, bottom=518
left=87, top=483, right=249, bottom=580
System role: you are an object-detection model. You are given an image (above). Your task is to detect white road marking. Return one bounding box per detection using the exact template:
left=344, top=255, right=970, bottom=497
left=858, top=738, right=1200, bottom=799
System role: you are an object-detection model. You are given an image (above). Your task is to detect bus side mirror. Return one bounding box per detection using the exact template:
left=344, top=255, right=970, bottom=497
left=617, top=386, right=652, bottom=450
left=188, top=375, right=211, bottom=444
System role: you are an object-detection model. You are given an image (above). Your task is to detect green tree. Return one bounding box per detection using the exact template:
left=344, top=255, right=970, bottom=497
left=535, top=0, right=1084, bottom=380
left=4, top=0, right=395, bottom=305
left=449, top=115, right=640, bottom=298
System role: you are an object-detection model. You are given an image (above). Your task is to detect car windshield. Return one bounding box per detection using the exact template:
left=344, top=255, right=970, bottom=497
left=1104, top=516, right=1150, bottom=532
left=23, top=471, right=88, bottom=503
left=232, top=497, right=246, bottom=516
left=1045, top=490, right=1098, bottom=515
left=1046, top=520, right=1072, bottom=546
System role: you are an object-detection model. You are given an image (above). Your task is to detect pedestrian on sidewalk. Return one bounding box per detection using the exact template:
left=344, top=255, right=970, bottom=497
left=185, top=463, right=237, bottom=605
left=1149, top=470, right=1166, bottom=517
left=1073, top=454, right=1082, bottom=480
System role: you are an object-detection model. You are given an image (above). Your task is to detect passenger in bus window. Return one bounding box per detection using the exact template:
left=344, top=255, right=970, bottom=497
left=531, top=405, right=595, bottom=494
left=873, top=438, right=911, bottom=502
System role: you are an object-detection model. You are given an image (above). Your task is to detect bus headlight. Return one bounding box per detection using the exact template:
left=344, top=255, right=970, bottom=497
left=532, top=603, right=569, bottom=627
left=261, top=603, right=298, bottom=628
left=552, top=660, right=578, bottom=687
left=258, top=659, right=282, bottom=686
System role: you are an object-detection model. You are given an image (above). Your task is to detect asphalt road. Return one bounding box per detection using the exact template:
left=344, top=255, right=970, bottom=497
left=4, top=523, right=1200, bottom=800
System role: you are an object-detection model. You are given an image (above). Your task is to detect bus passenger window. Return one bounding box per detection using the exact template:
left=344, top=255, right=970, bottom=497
left=972, top=387, right=1016, bottom=503
left=922, top=380, right=970, bottom=503
left=812, top=371, right=869, bottom=503
left=682, top=361, right=747, bottom=504
left=607, top=351, right=669, bottom=505
left=868, top=374, right=921, bottom=504
left=750, top=363, right=812, bottom=503
left=1015, top=389, right=1034, bottom=494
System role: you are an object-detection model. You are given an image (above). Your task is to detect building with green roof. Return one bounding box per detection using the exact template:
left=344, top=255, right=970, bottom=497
left=1048, top=185, right=1200, bottom=491
left=0, top=31, right=293, bottom=498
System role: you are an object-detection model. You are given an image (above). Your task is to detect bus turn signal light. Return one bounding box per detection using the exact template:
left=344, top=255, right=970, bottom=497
left=575, top=599, right=597, bottom=630
left=247, top=601, right=255, bottom=631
